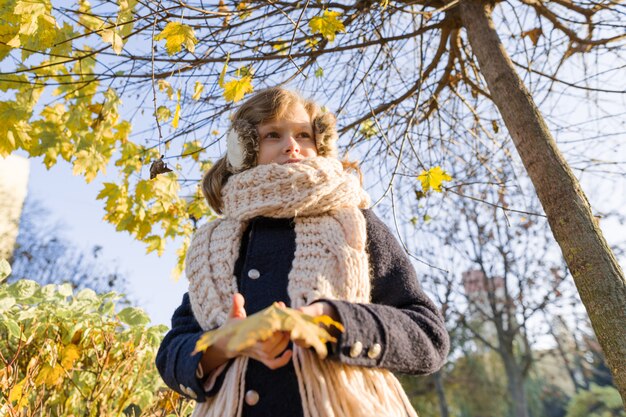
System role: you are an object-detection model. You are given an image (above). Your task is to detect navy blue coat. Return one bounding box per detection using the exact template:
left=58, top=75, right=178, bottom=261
left=156, top=209, right=449, bottom=416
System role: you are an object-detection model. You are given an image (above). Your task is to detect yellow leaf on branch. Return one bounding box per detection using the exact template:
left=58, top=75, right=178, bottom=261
left=223, top=75, right=253, bottom=102
left=155, top=105, right=171, bottom=122
left=60, top=343, right=81, bottom=369
left=417, top=166, right=452, bottom=193
left=78, top=0, right=105, bottom=32
left=154, top=21, right=198, bottom=55
left=309, top=10, right=345, bottom=42
left=145, top=235, right=165, bottom=256
left=157, top=79, right=174, bottom=100
left=101, top=29, right=123, bottom=54
left=193, top=303, right=344, bottom=359
left=117, top=0, right=138, bottom=38
left=218, top=53, right=230, bottom=88
left=172, top=90, right=181, bottom=128
left=72, top=147, right=108, bottom=183
left=192, top=81, right=204, bottom=100
left=182, top=140, right=203, bottom=161
left=36, top=363, right=64, bottom=387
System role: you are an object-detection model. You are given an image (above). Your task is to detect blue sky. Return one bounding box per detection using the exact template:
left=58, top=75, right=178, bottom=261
left=26, top=157, right=185, bottom=326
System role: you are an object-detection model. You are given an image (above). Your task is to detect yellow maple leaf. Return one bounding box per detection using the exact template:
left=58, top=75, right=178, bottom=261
left=309, top=10, right=345, bottom=42
left=72, top=147, right=107, bottom=183
left=8, top=377, right=25, bottom=403
left=154, top=21, right=198, bottom=55
left=78, top=0, right=105, bottom=32
left=418, top=166, right=452, bottom=193
left=172, top=90, right=181, bottom=128
left=157, top=79, right=174, bottom=100
left=272, top=38, right=288, bottom=55
left=36, top=364, right=64, bottom=387
left=192, top=81, right=204, bottom=100
left=155, top=105, right=171, bottom=122
left=182, top=140, right=202, bottom=161
left=145, top=235, right=165, bottom=256
left=60, top=343, right=81, bottom=369
left=218, top=53, right=230, bottom=88
left=223, top=75, right=253, bottom=102
left=14, top=0, right=48, bottom=36
left=101, top=29, right=123, bottom=54
left=193, top=303, right=344, bottom=359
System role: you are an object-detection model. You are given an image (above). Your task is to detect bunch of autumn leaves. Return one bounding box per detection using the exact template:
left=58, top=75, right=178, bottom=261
left=193, top=303, right=344, bottom=359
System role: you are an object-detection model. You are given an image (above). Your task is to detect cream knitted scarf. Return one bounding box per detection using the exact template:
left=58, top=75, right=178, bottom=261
left=185, top=157, right=418, bottom=417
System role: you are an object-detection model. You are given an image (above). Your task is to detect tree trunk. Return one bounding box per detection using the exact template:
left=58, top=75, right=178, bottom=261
left=502, top=353, right=530, bottom=417
left=433, top=371, right=450, bottom=417
left=459, top=0, right=626, bottom=404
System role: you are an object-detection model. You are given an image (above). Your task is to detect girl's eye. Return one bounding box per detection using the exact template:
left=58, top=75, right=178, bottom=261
left=264, top=132, right=280, bottom=139
left=297, top=132, right=312, bottom=139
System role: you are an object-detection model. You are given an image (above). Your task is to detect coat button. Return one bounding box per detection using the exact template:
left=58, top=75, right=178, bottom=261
left=349, top=341, right=363, bottom=358
left=179, top=384, right=197, bottom=399
left=245, top=389, right=260, bottom=406
left=247, top=269, right=260, bottom=279
left=368, top=343, right=382, bottom=359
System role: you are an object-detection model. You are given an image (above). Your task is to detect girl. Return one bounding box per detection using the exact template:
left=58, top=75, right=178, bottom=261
left=156, top=88, right=449, bottom=417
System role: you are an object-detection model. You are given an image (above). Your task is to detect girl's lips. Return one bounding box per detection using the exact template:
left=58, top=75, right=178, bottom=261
left=286, top=159, right=302, bottom=163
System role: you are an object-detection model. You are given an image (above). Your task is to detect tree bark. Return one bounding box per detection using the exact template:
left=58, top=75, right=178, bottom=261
left=459, top=0, right=626, bottom=404
left=433, top=371, right=450, bottom=417
left=502, top=352, right=530, bottom=417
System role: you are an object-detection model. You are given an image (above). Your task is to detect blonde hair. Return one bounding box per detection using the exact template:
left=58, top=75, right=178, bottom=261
left=202, top=87, right=361, bottom=214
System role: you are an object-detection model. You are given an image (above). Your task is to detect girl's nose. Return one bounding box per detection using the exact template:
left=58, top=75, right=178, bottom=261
left=284, top=136, right=300, bottom=153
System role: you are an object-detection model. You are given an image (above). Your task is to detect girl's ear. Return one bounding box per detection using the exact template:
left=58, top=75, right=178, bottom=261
left=226, top=119, right=259, bottom=173
left=313, top=112, right=339, bottom=158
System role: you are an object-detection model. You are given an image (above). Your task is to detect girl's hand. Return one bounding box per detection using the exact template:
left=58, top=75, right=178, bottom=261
left=215, top=294, right=293, bottom=370
left=294, top=302, right=341, bottom=350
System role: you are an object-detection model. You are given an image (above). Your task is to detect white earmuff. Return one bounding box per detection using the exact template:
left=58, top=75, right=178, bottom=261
left=226, top=129, right=246, bottom=172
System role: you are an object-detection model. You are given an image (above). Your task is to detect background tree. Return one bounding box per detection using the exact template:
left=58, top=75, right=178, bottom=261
left=6, top=198, right=129, bottom=295
left=0, top=0, right=624, bottom=400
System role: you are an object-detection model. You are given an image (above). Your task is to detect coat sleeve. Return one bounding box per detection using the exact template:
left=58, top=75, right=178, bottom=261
left=155, top=292, right=233, bottom=402
left=317, top=208, right=450, bottom=375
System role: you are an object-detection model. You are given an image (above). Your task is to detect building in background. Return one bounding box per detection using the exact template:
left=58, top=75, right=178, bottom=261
left=462, top=269, right=507, bottom=345
left=0, top=155, right=30, bottom=261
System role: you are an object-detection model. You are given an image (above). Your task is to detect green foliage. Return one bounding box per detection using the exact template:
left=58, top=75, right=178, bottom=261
left=0, top=279, right=194, bottom=416
left=397, top=351, right=514, bottom=417
left=449, top=352, right=510, bottom=417
left=397, top=374, right=442, bottom=417
left=0, top=2, right=217, bottom=279
left=0, top=259, right=11, bottom=282
left=565, top=384, right=626, bottom=417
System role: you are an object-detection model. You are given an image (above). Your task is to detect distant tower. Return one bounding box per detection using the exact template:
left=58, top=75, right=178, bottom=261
left=0, top=155, right=30, bottom=261
left=462, top=269, right=506, bottom=313
left=462, top=269, right=506, bottom=345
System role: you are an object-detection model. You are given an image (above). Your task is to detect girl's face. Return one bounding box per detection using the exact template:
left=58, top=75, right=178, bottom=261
left=256, top=102, right=317, bottom=165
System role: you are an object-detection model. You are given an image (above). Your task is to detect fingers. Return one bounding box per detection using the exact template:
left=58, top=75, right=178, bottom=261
left=265, top=331, right=290, bottom=358
left=297, top=302, right=323, bottom=317
left=248, top=331, right=289, bottom=358
left=261, top=349, right=292, bottom=370
left=229, top=293, right=247, bottom=319
left=292, top=337, right=311, bottom=349
left=243, top=331, right=292, bottom=369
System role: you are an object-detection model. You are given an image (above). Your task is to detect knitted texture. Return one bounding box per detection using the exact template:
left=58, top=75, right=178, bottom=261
left=185, top=157, right=418, bottom=417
